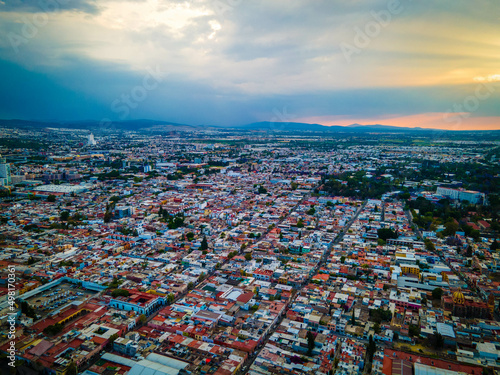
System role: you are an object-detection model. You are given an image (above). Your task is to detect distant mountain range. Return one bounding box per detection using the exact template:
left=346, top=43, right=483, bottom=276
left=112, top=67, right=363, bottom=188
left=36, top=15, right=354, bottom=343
left=0, top=119, right=195, bottom=131
left=235, top=121, right=440, bottom=132
left=0, top=118, right=498, bottom=133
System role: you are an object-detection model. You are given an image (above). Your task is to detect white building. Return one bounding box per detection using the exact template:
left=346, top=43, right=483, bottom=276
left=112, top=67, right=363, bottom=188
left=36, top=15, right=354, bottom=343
left=436, top=187, right=485, bottom=204
left=0, top=154, right=11, bottom=186
left=33, top=184, right=88, bottom=194
left=88, top=133, right=97, bottom=146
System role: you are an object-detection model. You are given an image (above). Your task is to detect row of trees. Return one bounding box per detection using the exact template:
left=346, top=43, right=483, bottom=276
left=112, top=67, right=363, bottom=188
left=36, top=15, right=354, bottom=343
left=322, top=171, right=393, bottom=199
left=409, top=196, right=498, bottom=238
left=60, top=211, right=85, bottom=223
left=158, top=206, right=186, bottom=229
left=111, top=289, right=130, bottom=298
left=43, top=309, right=89, bottom=336
left=19, top=300, right=37, bottom=319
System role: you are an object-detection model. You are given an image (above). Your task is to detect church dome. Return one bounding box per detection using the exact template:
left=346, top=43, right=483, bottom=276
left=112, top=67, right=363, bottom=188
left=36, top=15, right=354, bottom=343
left=453, top=289, right=465, bottom=305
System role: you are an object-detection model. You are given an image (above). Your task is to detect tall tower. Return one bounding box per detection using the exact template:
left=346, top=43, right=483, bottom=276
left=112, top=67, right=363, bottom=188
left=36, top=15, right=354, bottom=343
left=88, top=133, right=97, bottom=146
left=0, top=154, right=11, bottom=186
left=488, top=293, right=495, bottom=317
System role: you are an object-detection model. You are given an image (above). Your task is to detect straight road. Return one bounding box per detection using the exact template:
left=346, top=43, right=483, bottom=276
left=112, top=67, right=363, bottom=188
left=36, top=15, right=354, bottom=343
left=238, top=200, right=367, bottom=374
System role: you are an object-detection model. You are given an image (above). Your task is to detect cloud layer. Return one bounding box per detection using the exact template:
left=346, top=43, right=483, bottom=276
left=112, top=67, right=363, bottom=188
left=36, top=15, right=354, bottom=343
left=0, top=0, right=499, bottom=129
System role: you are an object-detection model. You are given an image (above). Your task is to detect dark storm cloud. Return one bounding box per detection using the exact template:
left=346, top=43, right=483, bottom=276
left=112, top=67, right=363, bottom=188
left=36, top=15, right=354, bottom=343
left=0, top=59, right=109, bottom=120
left=0, top=0, right=100, bottom=14
left=2, top=49, right=497, bottom=126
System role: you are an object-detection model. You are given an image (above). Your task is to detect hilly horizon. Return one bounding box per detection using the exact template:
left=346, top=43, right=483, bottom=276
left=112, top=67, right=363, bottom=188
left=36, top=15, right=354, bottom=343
left=1, top=118, right=495, bottom=133
left=237, top=122, right=444, bottom=132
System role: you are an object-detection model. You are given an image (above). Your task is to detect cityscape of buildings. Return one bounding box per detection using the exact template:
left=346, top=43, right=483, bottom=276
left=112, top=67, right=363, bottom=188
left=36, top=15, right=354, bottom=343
left=1, top=0, right=499, bottom=374
left=0, top=125, right=499, bottom=375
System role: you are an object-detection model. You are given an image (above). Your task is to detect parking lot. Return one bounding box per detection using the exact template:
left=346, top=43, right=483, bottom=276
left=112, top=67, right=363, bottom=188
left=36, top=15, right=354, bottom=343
left=25, top=282, right=96, bottom=316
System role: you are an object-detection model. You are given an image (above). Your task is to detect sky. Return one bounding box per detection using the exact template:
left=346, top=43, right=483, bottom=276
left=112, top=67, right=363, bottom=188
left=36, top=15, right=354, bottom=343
left=0, top=0, right=499, bottom=130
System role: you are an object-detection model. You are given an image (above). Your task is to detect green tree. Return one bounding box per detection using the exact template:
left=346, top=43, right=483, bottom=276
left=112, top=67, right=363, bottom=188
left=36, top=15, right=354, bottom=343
left=109, top=333, right=119, bottom=345
left=66, top=361, right=78, bottom=375
left=366, top=334, right=377, bottom=363
left=306, top=330, right=316, bottom=356
left=244, top=253, right=252, bottom=261
left=430, top=332, right=444, bottom=350
left=167, top=293, right=175, bottom=304
left=408, top=324, right=420, bottom=337
left=111, top=289, right=130, bottom=298
left=443, top=221, right=459, bottom=236
left=138, top=314, right=147, bottom=324
left=470, top=229, right=481, bottom=242
left=109, top=277, right=120, bottom=289
left=43, top=322, right=64, bottom=335
left=104, top=211, right=112, bottom=223
left=19, top=300, right=36, bottom=318
left=432, top=287, right=443, bottom=300
left=60, top=210, right=70, bottom=221
left=167, top=214, right=184, bottom=229
left=47, top=194, right=56, bottom=202
left=200, top=236, right=208, bottom=250
left=490, top=240, right=498, bottom=251
left=377, top=228, right=398, bottom=241
left=369, top=308, right=392, bottom=323
left=425, top=239, right=436, bottom=251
